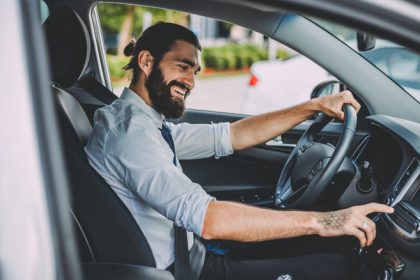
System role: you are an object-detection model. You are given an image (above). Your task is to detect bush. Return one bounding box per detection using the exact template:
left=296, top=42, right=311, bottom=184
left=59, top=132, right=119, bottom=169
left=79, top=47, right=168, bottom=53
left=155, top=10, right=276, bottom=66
left=202, top=43, right=270, bottom=72
left=276, top=49, right=290, bottom=60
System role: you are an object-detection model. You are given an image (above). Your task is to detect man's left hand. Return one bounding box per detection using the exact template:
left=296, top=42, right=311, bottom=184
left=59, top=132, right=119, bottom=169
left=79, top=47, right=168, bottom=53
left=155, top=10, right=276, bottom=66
left=315, top=90, right=361, bottom=120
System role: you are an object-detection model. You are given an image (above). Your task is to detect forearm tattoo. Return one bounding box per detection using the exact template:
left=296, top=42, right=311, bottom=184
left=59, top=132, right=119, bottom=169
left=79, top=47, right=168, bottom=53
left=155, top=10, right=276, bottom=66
left=317, top=210, right=349, bottom=230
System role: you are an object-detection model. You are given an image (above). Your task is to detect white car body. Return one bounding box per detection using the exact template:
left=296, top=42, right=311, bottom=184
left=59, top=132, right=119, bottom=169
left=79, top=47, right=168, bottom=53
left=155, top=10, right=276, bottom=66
left=244, top=55, right=334, bottom=114
left=243, top=41, right=420, bottom=115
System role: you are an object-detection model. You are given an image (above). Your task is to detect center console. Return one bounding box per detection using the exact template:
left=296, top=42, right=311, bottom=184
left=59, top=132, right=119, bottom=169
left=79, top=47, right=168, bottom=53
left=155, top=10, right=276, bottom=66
left=355, top=159, right=420, bottom=280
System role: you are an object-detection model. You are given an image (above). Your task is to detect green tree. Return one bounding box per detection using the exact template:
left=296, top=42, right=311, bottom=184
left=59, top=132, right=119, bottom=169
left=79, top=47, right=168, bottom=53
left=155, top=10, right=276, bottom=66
left=98, top=4, right=190, bottom=56
left=97, top=4, right=137, bottom=56
left=97, top=4, right=130, bottom=33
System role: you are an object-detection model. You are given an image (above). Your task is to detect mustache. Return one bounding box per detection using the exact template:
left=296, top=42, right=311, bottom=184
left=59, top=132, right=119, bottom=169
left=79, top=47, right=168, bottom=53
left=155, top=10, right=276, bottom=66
left=168, top=80, right=191, bottom=97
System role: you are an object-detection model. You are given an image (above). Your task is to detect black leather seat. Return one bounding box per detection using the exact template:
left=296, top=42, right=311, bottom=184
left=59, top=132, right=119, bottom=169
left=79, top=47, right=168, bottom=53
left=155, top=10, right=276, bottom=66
left=43, top=7, right=171, bottom=277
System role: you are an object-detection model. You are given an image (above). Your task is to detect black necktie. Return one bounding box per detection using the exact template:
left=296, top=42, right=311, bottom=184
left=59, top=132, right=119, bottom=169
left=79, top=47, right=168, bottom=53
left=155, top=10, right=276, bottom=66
left=159, top=122, right=191, bottom=280
left=160, top=122, right=177, bottom=166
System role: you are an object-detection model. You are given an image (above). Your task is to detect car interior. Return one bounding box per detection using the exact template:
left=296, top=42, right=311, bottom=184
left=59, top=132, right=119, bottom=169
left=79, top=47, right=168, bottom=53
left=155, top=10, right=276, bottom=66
left=37, top=0, right=420, bottom=279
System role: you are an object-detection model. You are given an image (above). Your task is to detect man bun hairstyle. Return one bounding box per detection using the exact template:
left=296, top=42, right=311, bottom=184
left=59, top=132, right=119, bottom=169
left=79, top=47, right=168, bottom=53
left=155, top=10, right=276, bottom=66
left=123, top=38, right=136, bottom=57
left=123, top=22, right=201, bottom=84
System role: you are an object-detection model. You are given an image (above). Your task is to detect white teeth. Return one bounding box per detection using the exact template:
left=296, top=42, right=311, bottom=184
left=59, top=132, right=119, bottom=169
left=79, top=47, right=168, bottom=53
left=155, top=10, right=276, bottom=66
left=174, top=87, right=186, bottom=96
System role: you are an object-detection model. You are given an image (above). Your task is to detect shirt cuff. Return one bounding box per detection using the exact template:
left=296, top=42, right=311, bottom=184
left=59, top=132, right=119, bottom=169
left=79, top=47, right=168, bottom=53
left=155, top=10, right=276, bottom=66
left=212, top=122, right=233, bottom=159
left=190, top=195, right=216, bottom=237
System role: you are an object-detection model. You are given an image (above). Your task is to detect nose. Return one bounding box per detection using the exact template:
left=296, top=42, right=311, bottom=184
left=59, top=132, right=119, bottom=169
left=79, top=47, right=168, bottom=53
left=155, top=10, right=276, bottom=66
left=181, top=74, right=195, bottom=90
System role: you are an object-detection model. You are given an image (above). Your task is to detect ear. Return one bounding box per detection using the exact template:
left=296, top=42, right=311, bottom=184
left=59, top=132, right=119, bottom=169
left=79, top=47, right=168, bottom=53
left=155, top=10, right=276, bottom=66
left=137, top=50, right=154, bottom=78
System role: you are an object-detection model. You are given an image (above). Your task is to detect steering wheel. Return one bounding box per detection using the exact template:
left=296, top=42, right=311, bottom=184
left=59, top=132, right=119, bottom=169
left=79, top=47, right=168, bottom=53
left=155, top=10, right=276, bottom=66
left=274, top=105, right=357, bottom=209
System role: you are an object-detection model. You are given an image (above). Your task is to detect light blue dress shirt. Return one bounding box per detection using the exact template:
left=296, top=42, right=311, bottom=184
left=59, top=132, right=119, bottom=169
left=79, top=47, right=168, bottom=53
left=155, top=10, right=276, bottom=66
left=84, top=87, right=233, bottom=269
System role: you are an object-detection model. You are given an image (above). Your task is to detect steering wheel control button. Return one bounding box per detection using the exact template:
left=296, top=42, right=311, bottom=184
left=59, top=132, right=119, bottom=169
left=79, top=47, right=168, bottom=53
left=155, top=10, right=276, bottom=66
left=303, top=143, right=313, bottom=150
left=296, top=149, right=304, bottom=158
left=297, top=143, right=314, bottom=157
left=307, top=173, right=314, bottom=181
left=314, top=161, right=323, bottom=172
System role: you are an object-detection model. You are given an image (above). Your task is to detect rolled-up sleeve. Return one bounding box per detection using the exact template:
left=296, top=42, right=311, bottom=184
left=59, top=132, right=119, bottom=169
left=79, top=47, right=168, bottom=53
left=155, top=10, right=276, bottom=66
left=103, top=124, right=214, bottom=236
left=168, top=122, right=233, bottom=160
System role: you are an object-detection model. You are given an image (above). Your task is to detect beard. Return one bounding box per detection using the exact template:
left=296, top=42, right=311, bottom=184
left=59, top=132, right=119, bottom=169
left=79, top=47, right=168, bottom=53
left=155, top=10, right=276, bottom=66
left=146, top=64, right=189, bottom=119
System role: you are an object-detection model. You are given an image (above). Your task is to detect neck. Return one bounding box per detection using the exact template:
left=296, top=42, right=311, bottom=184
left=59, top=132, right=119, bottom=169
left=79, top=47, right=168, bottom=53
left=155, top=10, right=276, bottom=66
left=129, top=81, right=153, bottom=107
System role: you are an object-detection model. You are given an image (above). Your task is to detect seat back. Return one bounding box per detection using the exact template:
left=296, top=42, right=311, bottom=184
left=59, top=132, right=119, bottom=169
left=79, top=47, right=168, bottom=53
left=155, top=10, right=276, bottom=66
left=44, top=7, right=156, bottom=267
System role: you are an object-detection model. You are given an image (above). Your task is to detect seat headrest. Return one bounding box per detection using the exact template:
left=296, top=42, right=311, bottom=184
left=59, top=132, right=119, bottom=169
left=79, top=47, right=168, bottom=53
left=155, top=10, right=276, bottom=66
left=44, top=7, right=91, bottom=88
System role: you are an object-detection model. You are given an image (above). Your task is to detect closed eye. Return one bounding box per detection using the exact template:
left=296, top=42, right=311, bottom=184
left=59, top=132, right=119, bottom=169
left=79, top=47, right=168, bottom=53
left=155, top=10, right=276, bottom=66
left=177, top=64, right=189, bottom=71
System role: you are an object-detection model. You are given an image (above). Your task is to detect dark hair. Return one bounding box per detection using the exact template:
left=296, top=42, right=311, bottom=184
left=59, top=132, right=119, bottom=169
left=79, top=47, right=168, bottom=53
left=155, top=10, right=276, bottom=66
left=123, top=22, right=201, bottom=84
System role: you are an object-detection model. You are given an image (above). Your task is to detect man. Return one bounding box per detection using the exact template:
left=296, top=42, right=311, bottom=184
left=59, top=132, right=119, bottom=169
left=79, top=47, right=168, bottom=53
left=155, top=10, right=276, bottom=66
left=85, top=22, right=393, bottom=280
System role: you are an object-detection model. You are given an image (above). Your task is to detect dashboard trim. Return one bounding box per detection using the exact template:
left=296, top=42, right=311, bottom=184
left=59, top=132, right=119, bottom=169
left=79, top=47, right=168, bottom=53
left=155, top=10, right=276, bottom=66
left=391, top=160, right=420, bottom=207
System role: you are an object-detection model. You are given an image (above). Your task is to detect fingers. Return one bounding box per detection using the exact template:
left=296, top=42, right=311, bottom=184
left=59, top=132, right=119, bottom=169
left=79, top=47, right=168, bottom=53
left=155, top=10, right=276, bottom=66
left=347, top=203, right=391, bottom=246
left=337, top=110, right=345, bottom=121
left=349, top=227, right=367, bottom=247
left=319, top=90, right=361, bottom=120
left=358, top=203, right=394, bottom=215
left=356, top=216, right=376, bottom=246
left=342, top=90, right=361, bottom=113
left=346, top=215, right=376, bottom=247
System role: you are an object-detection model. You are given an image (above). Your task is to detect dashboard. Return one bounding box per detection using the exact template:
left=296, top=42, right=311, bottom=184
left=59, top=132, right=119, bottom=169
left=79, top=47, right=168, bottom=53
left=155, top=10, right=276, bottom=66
left=355, top=119, right=418, bottom=206
left=356, top=115, right=420, bottom=258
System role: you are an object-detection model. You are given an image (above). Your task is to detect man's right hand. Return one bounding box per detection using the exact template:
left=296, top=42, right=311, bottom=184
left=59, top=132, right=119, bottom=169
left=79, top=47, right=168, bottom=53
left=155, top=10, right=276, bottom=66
left=315, top=203, right=394, bottom=247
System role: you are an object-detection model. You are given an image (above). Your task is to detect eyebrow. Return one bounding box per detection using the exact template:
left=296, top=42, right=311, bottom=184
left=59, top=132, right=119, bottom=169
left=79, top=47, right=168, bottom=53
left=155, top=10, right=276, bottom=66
left=178, top=58, right=201, bottom=73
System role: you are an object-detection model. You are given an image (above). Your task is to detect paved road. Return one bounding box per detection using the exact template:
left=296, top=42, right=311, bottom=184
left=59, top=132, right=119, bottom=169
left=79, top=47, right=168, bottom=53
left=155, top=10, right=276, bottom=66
left=115, top=74, right=249, bottom=115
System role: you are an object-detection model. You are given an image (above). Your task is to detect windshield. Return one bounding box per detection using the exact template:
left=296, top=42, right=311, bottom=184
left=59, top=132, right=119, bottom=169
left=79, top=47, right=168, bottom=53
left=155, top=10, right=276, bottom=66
left=312, top=18, right=420, bottom=103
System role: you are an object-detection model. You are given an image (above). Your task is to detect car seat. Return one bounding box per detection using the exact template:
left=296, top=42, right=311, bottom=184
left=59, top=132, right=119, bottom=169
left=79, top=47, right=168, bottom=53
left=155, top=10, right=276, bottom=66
left=43, top=7, right=174, bottom=279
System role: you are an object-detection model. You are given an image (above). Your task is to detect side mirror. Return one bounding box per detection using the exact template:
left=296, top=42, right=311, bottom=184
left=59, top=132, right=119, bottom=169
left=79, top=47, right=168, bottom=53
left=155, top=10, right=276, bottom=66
left=357, top=31, right=376, bottom=52
left=310, top=80, right=344, bottom=99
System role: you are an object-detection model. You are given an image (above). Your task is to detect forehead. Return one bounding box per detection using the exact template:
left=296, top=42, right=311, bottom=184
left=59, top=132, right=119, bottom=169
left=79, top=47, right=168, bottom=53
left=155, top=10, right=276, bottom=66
left=162, top=40, right=201, bottom=63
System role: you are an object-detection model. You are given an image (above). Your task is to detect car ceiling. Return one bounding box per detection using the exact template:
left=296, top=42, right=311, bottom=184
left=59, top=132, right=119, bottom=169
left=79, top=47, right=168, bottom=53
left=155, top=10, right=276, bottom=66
left=47, top=0, right=420, bottom=49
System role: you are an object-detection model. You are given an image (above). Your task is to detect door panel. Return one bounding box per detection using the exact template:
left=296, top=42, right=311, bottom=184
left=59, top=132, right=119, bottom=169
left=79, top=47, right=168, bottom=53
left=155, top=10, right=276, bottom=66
left=181, top=147, right=287, bottom=206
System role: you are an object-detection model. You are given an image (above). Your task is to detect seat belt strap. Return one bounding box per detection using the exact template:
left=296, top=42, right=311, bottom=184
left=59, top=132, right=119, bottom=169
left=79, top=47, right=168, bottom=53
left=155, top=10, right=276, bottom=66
left=160, top=123, right=192, bottom=280
left=174, top=225, right=192, bottom=280
left=77, top=74, right=117, bottom=105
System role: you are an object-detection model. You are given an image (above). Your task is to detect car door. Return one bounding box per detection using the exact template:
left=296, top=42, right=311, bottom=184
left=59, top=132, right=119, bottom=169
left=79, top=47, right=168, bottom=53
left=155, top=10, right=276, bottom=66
left=0, top=0, right=81, bottom=279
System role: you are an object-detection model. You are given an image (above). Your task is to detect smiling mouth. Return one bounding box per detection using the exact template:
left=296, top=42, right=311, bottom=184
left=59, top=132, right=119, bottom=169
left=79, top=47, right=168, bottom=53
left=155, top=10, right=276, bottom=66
left=172, top=85, right=190, bottom=99
left=174, top=87, right=187, bottom=96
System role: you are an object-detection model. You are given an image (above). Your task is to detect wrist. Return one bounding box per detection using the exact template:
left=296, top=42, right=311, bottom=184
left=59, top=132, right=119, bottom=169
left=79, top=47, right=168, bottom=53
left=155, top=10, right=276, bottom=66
left=307, top=212, right=323, bottom=235
left=307, top=98, right=322, bottom=114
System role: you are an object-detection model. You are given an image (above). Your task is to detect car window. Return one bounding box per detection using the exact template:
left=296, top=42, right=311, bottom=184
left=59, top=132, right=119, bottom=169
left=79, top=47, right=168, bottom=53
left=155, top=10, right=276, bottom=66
left=311, top=18, right=420, bottom=103
left=96, top=3, right=321, bottom=115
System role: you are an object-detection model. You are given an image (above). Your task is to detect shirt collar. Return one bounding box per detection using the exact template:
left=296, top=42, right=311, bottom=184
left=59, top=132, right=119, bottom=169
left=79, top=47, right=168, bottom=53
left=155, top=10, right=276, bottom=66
left=120, top=87, right=165, bottom=129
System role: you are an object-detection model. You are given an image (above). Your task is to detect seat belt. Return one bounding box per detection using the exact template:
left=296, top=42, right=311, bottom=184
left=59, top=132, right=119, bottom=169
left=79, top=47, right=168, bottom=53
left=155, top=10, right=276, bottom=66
left=77, top=74, right=118, bottom=105
left=174, top=226, right=192, bottom=280
left=160, top=122, right=192, bottom=280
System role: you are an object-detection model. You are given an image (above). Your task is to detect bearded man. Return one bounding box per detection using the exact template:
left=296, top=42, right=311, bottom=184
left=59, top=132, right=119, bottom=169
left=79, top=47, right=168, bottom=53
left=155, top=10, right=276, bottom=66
left=85, top=22, right=393, bottom=280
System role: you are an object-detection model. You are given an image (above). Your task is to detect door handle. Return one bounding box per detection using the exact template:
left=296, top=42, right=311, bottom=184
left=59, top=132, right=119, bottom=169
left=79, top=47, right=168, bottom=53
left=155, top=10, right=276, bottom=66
left=265, top=135, right=296, bottom=148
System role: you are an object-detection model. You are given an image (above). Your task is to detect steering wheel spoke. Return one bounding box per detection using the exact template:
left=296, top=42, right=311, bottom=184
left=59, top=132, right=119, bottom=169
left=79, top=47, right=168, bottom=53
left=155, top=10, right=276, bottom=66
left=275, top=177, right=309, bottom=208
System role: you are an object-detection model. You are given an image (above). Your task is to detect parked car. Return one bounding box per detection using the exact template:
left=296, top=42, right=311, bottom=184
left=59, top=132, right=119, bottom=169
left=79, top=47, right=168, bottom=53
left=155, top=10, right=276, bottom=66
left=244, top=40, right=420, bottom=115
left=2, top=0, right=420, bottom=280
